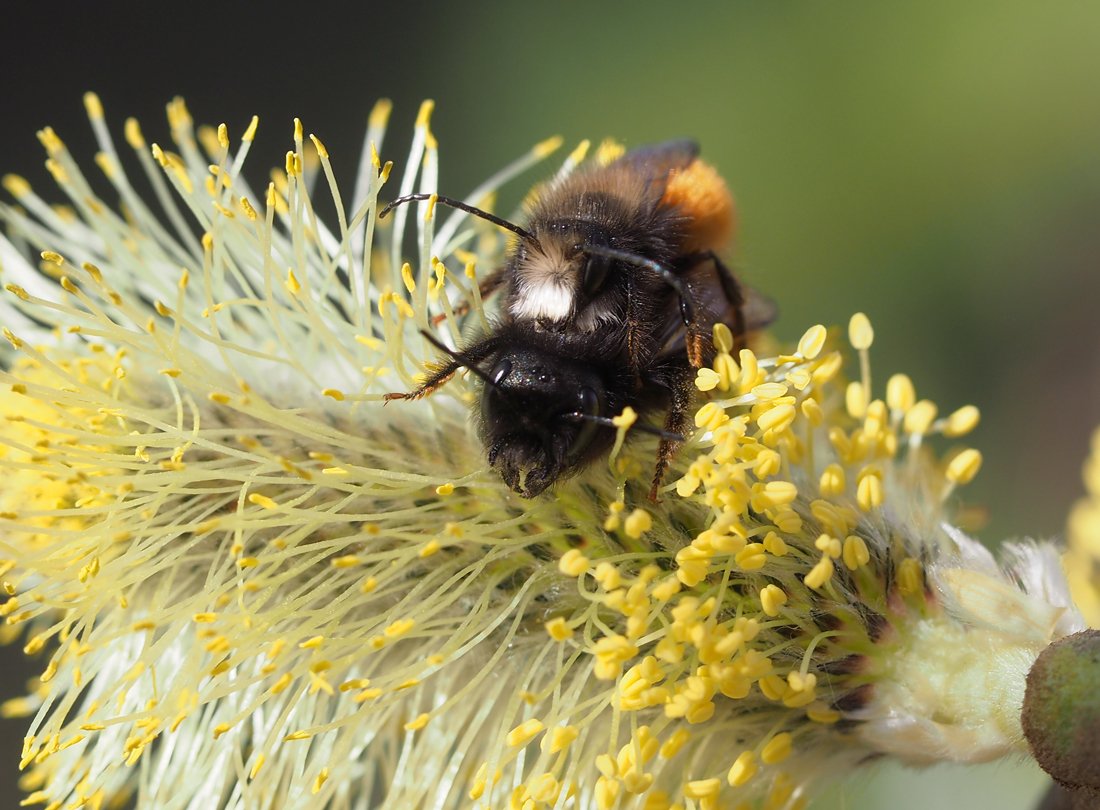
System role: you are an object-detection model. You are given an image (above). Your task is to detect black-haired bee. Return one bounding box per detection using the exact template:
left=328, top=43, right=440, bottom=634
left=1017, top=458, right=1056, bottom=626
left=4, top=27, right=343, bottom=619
left=381, top=140, right=771, bottom=500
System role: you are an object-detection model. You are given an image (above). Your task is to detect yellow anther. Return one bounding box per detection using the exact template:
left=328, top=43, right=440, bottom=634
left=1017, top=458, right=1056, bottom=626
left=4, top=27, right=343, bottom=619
left=944, top=405, right=981, bottom=437
left=248, top=493, right=279, bottom=510
left=786, top=366, right=812, bottom=390
left=804, top=555, right=834, bottom=589
left=595, top=137, right=626, bottom=164
left=738, top=348, right=760, bottom=390
left=624, top=509, right=652, bottom=539
left=651, top=576, right=681, bottom=602
left=846, top=381, right=867, bottom=419
left=819, top=463, right=845, bottom=497
left=756, top=402, right=792, bottom=433
left=613, top=407, right=637, bottom=429
left=753, top=480, right=797, bottom=509
left=856, top=470, right=883, bottom=511
left=842, top=535, right=871, bottom=570
left=683, top=778, right=721, bottom=800
left=249, top=753, right=266, bottom=780
left=506, top=718, right=544, bottom=747
left=761, top=732, right=793, bottom=764
left=235, top=115, right=258, bottom=143
left=403, top=713, right=429, bottom=731
left=383, top=618, right=415, bottom=638
left=415, top=99, right=435, bottom=130
left=946, top=448, right=982, bottom=485
left=558, top=549, right=589, bottom=577
left=308, top=133, right=329, bottom=160
left=760, top=584, right=787, bottom=617
left=728, top=750, right=758, bottom=786
left=848, top=312, right=874, bottom=349
left=595, top=775, right=620, bottom=810
left=592, top=634, right=639, bottom=680
left=898, top=557, right=924, bottom=595
left=814, top=534, right=842, bottom=559
left=37, top=126, right=65, bottom=156
left=545, top=617, right=572, bottom=641
left=713, top=352, right=740, bottom=390
left=752, top=382, right=789, bottom=401
left=311, top=767, right=329, bottom=795
left=695, top=401, right=729, bottom=431
left=904, top=400, right=938, bottom=435
left=800, top=397, right=824, bottom=426
left=695, top=367, right=720, bottom=391
left=886, top=373, right=916, bottom=413
left=3, top=174, right=31, bottom=198
left=808, top=705, right=841, bottom=724
left=763, top=531, right=788, bottom=556
left=594, top=562, right=623, bottom=591
left=735, top=543, right=767, bottom=570
left=789, top=324, right=827, bottom=360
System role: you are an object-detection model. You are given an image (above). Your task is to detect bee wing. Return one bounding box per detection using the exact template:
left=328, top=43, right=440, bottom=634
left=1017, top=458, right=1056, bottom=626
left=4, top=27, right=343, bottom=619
left=618, top=140, right=700, bottom=175
left=616, top=140, right=701, bottom=202
left=740, top=285, right=778, bottom=333
left=655, top=264, right=776, bottom=363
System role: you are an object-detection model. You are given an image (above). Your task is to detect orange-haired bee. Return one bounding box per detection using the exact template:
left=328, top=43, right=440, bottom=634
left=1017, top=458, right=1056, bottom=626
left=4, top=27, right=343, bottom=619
left=382, top=140, right=771, bottom=500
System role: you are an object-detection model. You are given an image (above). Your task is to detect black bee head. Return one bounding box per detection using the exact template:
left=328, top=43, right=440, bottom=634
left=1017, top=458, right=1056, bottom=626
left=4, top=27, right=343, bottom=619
left=479, top=347, right=610, bottom=498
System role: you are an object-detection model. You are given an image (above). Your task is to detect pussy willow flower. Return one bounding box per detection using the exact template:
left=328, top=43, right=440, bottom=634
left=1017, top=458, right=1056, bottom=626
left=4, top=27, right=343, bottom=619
left=1067, top=429, right=1100, bottom=627
left=0, top=94, right=1087, bottom=810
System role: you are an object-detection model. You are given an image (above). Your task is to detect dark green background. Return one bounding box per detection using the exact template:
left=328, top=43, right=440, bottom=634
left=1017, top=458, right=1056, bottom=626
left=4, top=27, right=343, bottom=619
left=4, top=2, right=1097, bottom=805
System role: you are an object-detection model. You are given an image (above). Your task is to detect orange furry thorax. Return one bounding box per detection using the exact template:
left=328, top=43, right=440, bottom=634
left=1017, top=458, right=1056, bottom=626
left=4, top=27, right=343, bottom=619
left=662, top=160, right=736, bottom=253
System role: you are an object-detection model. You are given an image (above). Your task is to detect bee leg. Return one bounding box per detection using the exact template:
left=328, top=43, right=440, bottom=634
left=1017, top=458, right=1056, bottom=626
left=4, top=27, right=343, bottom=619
left=658, top=275, right=706, bottom=369
left=625, top=274, right=643, bottom=374
left=686, top=326, right=707, bottom=370
left=430, top=264, right=508, bottom=326
left=583, top=244, right=708, bottom=368
left=382, top=361, right=461, bottom=401
left=648, top=367, right=693, bottom=502
left=660, top=271, right=706, bottom=369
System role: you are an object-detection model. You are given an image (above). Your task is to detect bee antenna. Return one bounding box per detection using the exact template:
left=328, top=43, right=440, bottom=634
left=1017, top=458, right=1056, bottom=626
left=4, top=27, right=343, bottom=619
left=580, top=244, right=695, bottom=324
left=417, top=330, right=507, bottom=392
left=380, top=194, right=539, bottom=246
left=562, top=412, right=683, bottom=442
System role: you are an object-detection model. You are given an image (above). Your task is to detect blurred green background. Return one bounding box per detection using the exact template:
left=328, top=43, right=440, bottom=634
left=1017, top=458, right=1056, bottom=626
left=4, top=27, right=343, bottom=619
left=4, top=1, right=1099, bottom=806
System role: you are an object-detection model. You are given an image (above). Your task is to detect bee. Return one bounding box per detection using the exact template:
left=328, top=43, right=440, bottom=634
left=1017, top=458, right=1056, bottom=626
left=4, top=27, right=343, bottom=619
left=381, top=140, right=771, bottom=500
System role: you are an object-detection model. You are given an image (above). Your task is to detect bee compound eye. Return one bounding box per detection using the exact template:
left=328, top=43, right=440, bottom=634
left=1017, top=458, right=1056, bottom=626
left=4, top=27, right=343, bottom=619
left=578, top=386, right=600, bottom=416
left=490, top=358, right=513, bottom=386
left=581, top=254, right=611, bottom=297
